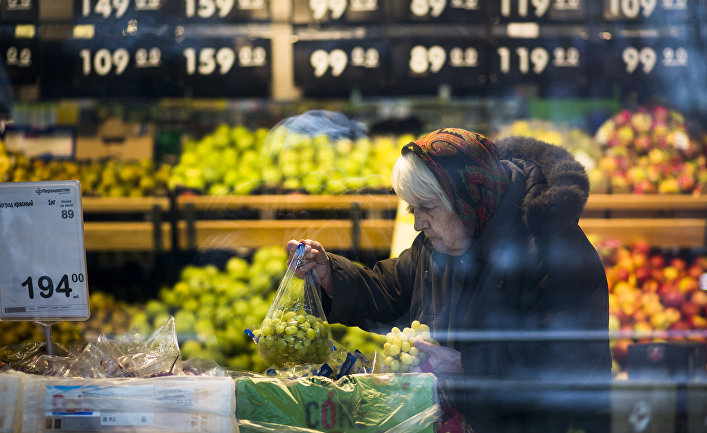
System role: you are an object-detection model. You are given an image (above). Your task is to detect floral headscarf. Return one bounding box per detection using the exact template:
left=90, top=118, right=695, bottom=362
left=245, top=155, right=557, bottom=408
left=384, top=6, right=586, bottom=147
left=402, top=128, right=510, bottom=239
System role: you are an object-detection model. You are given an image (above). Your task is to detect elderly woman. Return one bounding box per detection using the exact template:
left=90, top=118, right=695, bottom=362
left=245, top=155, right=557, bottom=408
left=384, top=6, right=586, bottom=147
left=289, top=128, right=611, bottom=432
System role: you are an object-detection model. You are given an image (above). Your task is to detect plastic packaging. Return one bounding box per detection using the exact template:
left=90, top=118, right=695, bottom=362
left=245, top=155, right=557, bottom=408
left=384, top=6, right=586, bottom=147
left=0, top=371, right=22, bottom=433
left=252, top=243, right=334, bottom=369
left=20, top=372, right=236, bottom=433
left=236, top=372, right=441, bottom=433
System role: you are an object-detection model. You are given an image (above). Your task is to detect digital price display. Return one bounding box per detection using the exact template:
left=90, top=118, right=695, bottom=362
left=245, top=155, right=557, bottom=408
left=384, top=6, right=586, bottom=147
left=0, top=181, right=89, bottom=322
left=179, top=0, right=269, bottom=22
left=0, top=26, right=39, bottom=85
left=175, top=37, right=270, bottom=97
left=487, top=37, right=588, bottom=96
left=1, top=0, right=38, bottom=23
left=491, top=0, right=586, bottom=22
left=389, top=0, right=486, bottom=22
left=389, top=36, right=488, bottom=96
left=39, top=33, right=180, bottom=98
left=600, top=0, right=693, bottom=25
left=292, top=0, right=384, bottom=24
left=294, top=38, right=389, bottom=97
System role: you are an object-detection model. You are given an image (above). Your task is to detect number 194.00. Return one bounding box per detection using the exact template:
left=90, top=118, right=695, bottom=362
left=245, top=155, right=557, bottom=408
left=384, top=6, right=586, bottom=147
left=21, top=274, right=83, bottom=299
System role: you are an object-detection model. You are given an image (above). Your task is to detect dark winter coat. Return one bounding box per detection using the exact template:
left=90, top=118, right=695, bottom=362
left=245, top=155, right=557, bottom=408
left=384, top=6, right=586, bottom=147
left=321, top=136, right=612, bottom=432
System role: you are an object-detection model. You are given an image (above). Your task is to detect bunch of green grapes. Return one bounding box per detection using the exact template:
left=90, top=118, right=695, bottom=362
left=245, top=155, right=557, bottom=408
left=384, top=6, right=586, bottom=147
left=383, top=321, right=437, bottom=373
left=256, top=308, right=331, bottom=368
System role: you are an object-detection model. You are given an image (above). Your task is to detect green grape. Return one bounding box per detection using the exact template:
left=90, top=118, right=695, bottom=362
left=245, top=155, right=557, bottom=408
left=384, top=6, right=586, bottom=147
left=256, top=307, right=331, bottom=368
left=381, top=321, right=438, bottom=373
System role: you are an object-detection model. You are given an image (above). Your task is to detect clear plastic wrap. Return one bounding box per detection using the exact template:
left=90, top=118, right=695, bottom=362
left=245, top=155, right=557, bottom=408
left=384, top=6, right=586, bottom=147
left=0, top=371, right=22, bottom=433
left=19, top=372, right=236, bottom=433
left=235, top=372, right=441, bottom=433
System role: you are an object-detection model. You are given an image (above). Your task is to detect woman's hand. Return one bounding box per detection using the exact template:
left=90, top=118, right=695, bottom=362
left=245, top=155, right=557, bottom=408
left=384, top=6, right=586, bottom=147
left=413, top=338, right=464, bottom=375
left=286, top=239, right=334, bottom=297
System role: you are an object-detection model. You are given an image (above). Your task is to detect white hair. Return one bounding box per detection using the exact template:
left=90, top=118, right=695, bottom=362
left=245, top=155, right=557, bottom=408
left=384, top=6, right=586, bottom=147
left=391, top=152, right=453, bottom=213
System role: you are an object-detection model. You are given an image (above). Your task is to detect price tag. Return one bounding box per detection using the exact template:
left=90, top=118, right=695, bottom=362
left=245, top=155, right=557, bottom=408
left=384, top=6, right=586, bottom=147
left=0, top=181, right=89, bottom=322
left=389, top=0, right=486, bottom=22
left=292, top=0, right=383, bottom=24
left=1, top=0, right=38, bottom=23
left=39, top=35, right=180, bottom=98
left=600, top=0, right=693, bottom=24
left=389, top=36, right=488, bottom=95
left=294, top=38, right=389, bottom=96
left=177, top=37, right=270, bottom=97
left=493, top=0, right=585, bottom=22
left=180, top=0, right=269, bottom=22
left=0, top=27, right=39, bottom=85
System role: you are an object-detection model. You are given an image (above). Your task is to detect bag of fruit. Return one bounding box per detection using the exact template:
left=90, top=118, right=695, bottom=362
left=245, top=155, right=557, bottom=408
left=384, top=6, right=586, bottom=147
left=250, top=242, right=334, bottom=369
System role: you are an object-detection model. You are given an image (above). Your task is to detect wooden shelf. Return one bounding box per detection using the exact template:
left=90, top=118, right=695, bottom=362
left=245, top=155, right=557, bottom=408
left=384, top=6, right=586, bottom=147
left=84, top=222, right=170, bottom=251
left=82, top=196, right=169, bottom=213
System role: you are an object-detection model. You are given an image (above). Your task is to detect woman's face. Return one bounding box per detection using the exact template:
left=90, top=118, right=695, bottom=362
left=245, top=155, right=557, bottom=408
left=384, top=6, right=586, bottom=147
left=410, top=199, right=471, bottom=255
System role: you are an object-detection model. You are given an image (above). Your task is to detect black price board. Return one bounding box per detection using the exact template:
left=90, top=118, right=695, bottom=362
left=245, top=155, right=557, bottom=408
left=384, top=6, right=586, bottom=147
left=487, top=37, right=587, bottom=97
left=178, top=0, right=269, bottom=22
left=174, top=37, right=270, bottom=97
left=1, top=0, right=38, bottom=23
left=600, top=0, right=693, bottom=25
left=39, top=34, right=180, bottom=98
left=491, top=0, right=586, bottom=23
left=292, top=0, right=384, bottom=24
left=388, top=37, right=488, bottom=96
left=388, top=0, right=486, bottom=23
left=0, top=26, right=38, bottom=85
left=293, top=38, right=389, bottom=97
left=592, top=34, right=703, bottom=103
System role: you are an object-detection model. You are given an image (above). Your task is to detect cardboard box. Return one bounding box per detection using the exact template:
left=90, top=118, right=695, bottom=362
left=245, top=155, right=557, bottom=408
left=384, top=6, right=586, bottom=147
left=628, top=342, right=707, bottom=381
left=0, top=371, right=22, bottom=433
left=236, top=373, right=439, bottom=433
left=75, top=118, right=154, bottom=161
left=20, top=373, right=236, bottom=433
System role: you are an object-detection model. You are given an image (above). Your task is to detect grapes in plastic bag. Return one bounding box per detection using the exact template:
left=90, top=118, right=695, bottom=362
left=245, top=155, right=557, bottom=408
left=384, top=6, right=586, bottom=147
left=383, top=320, right=438, bottom=373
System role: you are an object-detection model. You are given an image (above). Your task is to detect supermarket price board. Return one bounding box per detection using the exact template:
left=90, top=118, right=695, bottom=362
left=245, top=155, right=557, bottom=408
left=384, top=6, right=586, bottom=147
left=1, top=0, right=38, bottom=23
left=292, top=0, right=384, bottom=24
left=0, top=24, right=39, bottom=85
left=0, top=181, right=90, bottom=322
left=294, top=35, right=390, bottom=97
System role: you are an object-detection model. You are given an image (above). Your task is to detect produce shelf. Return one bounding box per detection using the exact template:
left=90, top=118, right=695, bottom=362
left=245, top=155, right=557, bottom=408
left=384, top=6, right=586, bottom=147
left=84, top=222, right=171, bottom=251
left=82, top=196, right=170, bottom=213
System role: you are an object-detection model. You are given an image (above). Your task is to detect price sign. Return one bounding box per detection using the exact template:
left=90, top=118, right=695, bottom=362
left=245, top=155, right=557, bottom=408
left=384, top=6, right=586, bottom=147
left=39, top=35, right=179, bottom=98
left=1, top=0, right=38, bottom=23
left=0, top=27, right=39, bottom=85
left=176, top=38, right=270, bottom=97
left=180, top=0, right=269, bottom=22
left=73, top=0, right=175, bottom=27
left=294, top=39, right=389, bottom=96
left=488, top=38, right=587, bottom=96
left=292, top=0, right=383, bottom=24
left=0, top=181, right=89, bottom=322
left=389, top=0, right=486, bottom=22
left=389, top=37, right=488, bottom=95
left=492, top=0, right=585, bottom=22
left=601, top=0, right=693, bottom=24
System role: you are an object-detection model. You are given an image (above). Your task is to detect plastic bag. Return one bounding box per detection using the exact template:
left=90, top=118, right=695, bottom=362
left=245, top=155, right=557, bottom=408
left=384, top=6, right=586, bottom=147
left=252, top=242, right=333, bottom=369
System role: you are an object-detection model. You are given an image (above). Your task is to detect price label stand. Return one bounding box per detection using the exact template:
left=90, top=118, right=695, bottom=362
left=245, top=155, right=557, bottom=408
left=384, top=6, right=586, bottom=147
left=0, top=180, right=90, bottom=354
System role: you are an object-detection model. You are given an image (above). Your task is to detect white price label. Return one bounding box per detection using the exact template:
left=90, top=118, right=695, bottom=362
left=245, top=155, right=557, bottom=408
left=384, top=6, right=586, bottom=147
left=0, top=181, right=89, bottom=321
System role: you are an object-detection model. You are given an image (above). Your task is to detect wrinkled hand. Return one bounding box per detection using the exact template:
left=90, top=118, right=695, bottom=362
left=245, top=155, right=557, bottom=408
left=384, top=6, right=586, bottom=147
left=286, top=239, right=334, bottom=297
left=413, top=338, right=464, bottom=375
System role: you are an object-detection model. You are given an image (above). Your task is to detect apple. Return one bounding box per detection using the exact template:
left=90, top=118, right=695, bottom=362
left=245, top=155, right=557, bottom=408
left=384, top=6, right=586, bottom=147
left=681, top=301, right=701, bottom=317
left=612, top=339, right=631, bottom=365
left=689, top=290, right=707, bottom=309
left=649, top=254, right=666, bottom=269
left=678, top=276, right=699, bottom=294
left=631, top=112, right=653, bottom=134
left=663, top=266, right=681, bottom=282
left=661, top=289, right=685, bottom=309
left=670, top=257, right=688, bottom=272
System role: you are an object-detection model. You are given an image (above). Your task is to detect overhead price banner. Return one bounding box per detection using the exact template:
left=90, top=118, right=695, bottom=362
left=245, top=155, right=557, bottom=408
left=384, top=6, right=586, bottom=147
left=0, top=181, right=90, bottom=322
left=389, top=0, right=486, bottom=22
left=389, top=37, right=488, bottom=96
left=487, top=37, right=587, bottom=96
left=600, top=0, right=693, bottom=24
left=0, top=25, right=38, bottom=85
left=294, top=38, right=389, bottom=97
left=175, top=37, right=270, bottom=97
left=39, top=33, right=180, bottom=98
left=1, top=0, right=38, bottom=23
left=292, top=0, right=383, bottom=24
left=491, top=0, right=586, bottom=22
left=178, top=0, right=269, bottom=22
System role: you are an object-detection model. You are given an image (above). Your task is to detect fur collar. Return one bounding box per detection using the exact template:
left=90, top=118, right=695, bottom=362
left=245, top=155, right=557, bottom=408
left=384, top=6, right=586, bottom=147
left=495, top=135, right=589, bottom=233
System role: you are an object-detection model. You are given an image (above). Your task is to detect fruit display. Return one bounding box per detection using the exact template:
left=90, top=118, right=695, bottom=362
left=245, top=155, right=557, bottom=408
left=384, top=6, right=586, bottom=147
left=592, top=106, right=706, bottom=194
left=382, top=321, right=438, bottom=373
left=168, top=123, right=405, bottom=195
left=596, top=237, right=707, bottom=374
left=254, top=309, right=331, bottom=368
left=494, top=119, right=602, bottom=172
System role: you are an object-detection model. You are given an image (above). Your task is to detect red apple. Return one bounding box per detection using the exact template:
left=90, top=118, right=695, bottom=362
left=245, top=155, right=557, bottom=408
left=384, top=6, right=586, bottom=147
left=689, top=290, right=707, bottom=308
left=687, top=264, right=703, bottom=279
left=670, top=257, right=688, bottom=272
left=634, top=266, right=651, bottom=284
left=681, top=301, right=701, bottom=317
left=631, top=239, right=651, bottom=257
left=615, top=110, right=633, bottom=126
left=661, top=289, right=685, bottom=309
left=653, top=106, right=669, bottom=123
left=649, top=254, right=666, bottom=269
